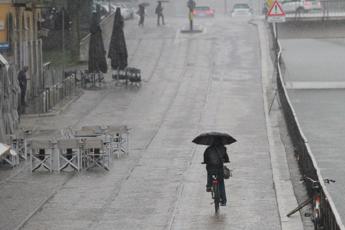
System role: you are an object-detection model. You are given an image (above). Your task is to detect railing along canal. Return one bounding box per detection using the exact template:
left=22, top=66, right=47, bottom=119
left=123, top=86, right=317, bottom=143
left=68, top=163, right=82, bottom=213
left=273, top=24, right=345, bottom=230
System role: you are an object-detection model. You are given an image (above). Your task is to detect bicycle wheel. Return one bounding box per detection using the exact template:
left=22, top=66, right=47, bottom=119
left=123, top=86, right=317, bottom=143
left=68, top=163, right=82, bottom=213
left=314, top=218, right=321, bottom=230
left=213, top=183, right=220, bottom=213
left=313, top=209, right=321, bottom=230
left=286, top=198, right=313, bottom=217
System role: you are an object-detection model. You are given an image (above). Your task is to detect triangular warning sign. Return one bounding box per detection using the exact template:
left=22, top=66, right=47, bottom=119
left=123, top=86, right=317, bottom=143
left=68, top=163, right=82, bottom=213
left=267, top=0, right=285, bottom=17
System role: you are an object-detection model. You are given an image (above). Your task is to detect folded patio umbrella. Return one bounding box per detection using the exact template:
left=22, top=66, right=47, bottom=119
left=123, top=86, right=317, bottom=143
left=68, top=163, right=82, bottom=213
left=88, top=13, right=108, bottom=74
left=108, top=7, right=128, bottom=71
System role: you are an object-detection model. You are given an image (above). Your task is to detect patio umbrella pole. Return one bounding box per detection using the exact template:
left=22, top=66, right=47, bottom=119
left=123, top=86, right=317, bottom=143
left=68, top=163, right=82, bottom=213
left=93, top=73, right=95, bottom=88
left=116, top=67, right=120, bottom=86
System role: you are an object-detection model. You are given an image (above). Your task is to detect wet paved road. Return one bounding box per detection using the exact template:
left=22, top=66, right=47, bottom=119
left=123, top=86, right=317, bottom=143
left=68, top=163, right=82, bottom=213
left=0, top=13, right=283, bottom=230
left=279, top=23, right=345, bottom=221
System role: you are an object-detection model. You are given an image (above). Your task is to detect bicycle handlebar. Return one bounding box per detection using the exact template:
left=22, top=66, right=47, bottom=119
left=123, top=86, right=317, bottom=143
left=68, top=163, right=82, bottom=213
left=302, top=175, right=336, bottom=185
left=324, top=178, right=336, bottom=183
left=303, top=176, right=318, bottom=184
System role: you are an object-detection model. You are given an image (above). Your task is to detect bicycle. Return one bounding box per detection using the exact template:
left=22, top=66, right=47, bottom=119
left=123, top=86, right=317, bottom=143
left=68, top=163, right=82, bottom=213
left=202, top=161, right=231, bottom=214
left=210, top=173, right=221, bottom=213
left=287, top=175, right=335, bottom=230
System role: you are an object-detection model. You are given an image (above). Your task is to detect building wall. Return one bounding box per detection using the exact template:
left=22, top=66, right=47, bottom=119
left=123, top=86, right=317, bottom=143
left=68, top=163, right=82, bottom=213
left=1, top=2, right=43, bottom=102
left=0, top=4, right=14, bottom=44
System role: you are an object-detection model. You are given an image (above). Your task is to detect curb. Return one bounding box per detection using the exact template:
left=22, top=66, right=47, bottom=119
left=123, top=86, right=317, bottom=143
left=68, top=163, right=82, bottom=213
left=21, top=90, right=84, bottom=118
left=256, top=20, right=304, bottom=230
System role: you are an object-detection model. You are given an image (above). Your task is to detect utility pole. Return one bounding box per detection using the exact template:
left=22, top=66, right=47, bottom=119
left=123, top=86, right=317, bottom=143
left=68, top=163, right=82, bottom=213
left=224, top=0, right=227, bottom=15
left=62, top=7, right=65, bottom=73
left=108, top=0, right=112, bottom=14
left=68, top=0, right=81, bottom=64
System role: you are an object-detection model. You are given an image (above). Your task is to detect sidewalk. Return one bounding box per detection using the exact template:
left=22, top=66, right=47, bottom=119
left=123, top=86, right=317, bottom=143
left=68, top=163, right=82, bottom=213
left=257, top=20, right=304, bottom=230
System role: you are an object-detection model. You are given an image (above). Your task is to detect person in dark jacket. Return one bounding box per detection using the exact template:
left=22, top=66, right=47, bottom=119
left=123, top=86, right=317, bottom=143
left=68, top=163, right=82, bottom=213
left=203, top=139, right=230, bottom=206
left=155, top=1, right=165, bottom=26
left=17, top=66, right=29, bottom=113
left=137, top=4, right=145, bottom=27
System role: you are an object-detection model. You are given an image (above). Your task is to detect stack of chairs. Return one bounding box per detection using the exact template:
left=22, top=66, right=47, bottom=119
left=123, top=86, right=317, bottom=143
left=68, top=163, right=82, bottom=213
left=29, top=139, right=54, bottom=172
left=83, top=138, right=110, bottom=171
left=126, top=67, right=141, bottom=86
left=112, top=67, right=141, bottom=87
left=25, top=125, right=130, bottom=173
left=105, top=125, right=129, bottom=158
left=7, top=132, right=27, bottom=161
left=57, top=139, right=82, bottom=172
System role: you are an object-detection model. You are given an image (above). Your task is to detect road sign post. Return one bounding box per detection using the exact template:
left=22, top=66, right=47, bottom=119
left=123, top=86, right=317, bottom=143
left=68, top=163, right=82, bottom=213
left=274, top=22, right=279, bottom=50
left=267, top=0, right=286, bottom=23
left=187, top=0, right=196, bottom=31
left=267, top=0, right=285, bottom=49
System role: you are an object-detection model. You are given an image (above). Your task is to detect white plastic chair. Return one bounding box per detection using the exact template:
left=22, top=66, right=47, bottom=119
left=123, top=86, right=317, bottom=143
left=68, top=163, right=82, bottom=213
left=83, top=138, right=110, bottom=171
left=29, top=139, right=54, bottom=172
left=57, top=139, right=82, bottom=172
left=0, top=143, right=18, bottom=167
left=106, top=125, right=129, bottom=158
left=7, top=133, right=27, bottom=161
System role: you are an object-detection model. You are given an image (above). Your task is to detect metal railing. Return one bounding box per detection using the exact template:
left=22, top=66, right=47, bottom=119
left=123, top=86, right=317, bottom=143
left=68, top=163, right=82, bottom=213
left=321, top=0, right=345, bottom=13
left=282, top=0, right=345, bottom=19
left=273, top=24, right=345, bottom=230
left=26, top=67, right=79, bottom=114
left=40, top=74, right=78, bottom=113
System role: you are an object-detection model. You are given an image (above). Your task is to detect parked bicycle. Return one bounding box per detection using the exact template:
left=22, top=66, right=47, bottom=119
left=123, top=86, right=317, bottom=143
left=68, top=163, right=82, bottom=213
left=287, top=175, right=335, bottom=230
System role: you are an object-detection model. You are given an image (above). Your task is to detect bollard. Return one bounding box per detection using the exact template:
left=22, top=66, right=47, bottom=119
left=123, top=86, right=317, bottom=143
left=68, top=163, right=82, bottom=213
left=60, top=83, right=63, bottom=101
left=55, top=85, right=58, bottom=107
left=47, top=88, right=51, bottom=111
left=42, top=91, right=46, bottom=113
left=68, top=77, right=71, bottom=97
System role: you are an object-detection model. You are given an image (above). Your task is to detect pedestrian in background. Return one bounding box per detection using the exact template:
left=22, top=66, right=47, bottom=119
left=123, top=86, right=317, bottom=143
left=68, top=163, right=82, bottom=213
left=137, top=4, right=146, bottom=27
left=155, top=1, right=165, bottom=26
left=17, top=66, right=29, bottom=113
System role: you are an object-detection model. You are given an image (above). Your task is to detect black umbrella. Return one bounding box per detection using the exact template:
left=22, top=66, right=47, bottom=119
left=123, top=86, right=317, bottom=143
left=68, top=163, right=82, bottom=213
left=139, top=2, right=150, bottom=7
left=88, top=13, right=107, bottom=74
left=192, top=132, right=237, bottom=145
left=108, top=7, right=128, bottom=71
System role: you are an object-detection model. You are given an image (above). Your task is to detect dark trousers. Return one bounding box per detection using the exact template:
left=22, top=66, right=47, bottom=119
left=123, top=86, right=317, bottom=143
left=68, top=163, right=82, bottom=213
left=139, top=16, right=144, bottom=26
left=207, top=169, right=227, bottom=204
left=157, top=14, right=164, bottom=25
left=19, top=88, right=26, bottom=114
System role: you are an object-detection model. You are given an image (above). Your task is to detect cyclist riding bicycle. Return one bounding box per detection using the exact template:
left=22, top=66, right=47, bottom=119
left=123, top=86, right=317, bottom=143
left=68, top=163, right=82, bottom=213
left=203, top=139, right=230, bottom=206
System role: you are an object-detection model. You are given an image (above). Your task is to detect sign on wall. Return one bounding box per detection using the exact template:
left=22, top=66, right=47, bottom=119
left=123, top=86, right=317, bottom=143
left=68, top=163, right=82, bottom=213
left=0, top=21, right=5, bottom=31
